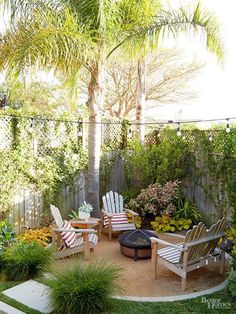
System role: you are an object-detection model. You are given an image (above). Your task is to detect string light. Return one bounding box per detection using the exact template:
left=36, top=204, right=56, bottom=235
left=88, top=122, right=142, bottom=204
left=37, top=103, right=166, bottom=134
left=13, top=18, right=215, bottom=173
left=226, top=119, right=231, bottom=133
left=157, top=130, right=161, bottom=137
left=177, top=123, right=181, bottom=137
left=128, top=128, right=132, bottom=139
left=78, top=122, right=83, bottom=137
left=209, top=133, right=213, bottom=141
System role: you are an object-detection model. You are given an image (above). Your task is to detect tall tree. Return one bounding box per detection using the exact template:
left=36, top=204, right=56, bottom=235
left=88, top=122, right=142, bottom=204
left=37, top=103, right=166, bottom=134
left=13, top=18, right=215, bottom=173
left=104, top=50, right=203, bottom=119
left=0, top=1, right=223, bottom=215
left=121, top=1, right=223, bottom=143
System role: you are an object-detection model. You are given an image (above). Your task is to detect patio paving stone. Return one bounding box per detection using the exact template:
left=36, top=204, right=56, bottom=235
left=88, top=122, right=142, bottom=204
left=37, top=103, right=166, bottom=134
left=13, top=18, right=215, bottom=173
left=2, top=280, right=52, bottom=314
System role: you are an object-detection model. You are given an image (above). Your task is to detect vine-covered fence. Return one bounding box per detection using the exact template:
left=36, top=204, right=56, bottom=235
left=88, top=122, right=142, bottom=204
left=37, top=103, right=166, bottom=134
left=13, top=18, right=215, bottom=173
left=1, top=112, right=236, bottom=231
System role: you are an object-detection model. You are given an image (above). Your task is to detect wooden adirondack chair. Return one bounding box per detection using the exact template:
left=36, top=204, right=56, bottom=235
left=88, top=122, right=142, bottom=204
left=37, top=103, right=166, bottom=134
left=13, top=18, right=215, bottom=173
left=50, top=205, right=98, bottom=260
left=101, top=191, right=139, bottom=240
left=151, top=217, right=227, bottom=291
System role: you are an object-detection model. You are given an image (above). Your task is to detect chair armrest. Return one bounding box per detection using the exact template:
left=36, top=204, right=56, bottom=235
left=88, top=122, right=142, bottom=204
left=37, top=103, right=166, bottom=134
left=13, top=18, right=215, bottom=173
left=70, top=220, right=99, bottom=225
left=101, top=210, right=113, bottom=217
left=52, top=228, right=97, bottom=233
left=163, top=232, right=185, bottom=239
left=124, top=209, right=139, bottom=216
left=150, top=237, right=183, bottom=251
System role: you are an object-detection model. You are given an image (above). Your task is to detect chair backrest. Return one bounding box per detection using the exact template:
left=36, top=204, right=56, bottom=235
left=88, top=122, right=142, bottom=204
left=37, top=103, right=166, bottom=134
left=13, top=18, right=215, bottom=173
left=179, top=217, right=227, bottom=263
left=50, top=204, right=64, bottom=228
left=102, top=191, right=124, bottom=214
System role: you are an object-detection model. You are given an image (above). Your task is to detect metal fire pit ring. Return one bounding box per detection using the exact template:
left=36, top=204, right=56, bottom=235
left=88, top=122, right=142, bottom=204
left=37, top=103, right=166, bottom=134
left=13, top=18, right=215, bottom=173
left=118, top=229, right=158, bottom=261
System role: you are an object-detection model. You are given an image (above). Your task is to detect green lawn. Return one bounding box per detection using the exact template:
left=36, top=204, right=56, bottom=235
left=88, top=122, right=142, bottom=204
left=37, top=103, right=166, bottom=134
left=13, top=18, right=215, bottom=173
left=111, top=289, right=235, bottom=314
left=0, top=281, right=235, bottom=314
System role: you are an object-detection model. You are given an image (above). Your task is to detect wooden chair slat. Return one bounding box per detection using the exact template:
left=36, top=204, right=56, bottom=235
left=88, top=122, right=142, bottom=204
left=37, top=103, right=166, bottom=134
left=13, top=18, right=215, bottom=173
left=119, top=195, right=124, bottom=213
left=114, top=192, right=120, bottom=213
left=105, top=192, right=112, bottom=213
left=109, top=191, right=116, bottom=213
left=102, top=195, right=109, bottom=213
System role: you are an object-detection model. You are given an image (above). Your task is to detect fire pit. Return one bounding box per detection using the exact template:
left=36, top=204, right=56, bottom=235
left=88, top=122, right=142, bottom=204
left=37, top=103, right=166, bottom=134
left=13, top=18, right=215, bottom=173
left=118, top=229, right=158, bottom=261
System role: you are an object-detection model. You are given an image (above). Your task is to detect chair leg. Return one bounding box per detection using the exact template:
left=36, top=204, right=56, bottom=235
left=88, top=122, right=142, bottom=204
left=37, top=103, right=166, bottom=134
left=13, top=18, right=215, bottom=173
left=108, top=223, right=112, bottom=241
left=83, top=233, right=90, bottom=261
left=151, top=242, right=158, bottom=280
left=220, top=252, right=225, bottom=274
left=181, top=276, right=186, bottom=292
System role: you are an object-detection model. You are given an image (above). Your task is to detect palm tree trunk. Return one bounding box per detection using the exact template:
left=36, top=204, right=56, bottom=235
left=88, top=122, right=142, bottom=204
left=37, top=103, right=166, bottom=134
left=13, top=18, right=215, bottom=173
left=87, top=63, right=104, bottom=217
left=136, top=57, right=146, bottom=144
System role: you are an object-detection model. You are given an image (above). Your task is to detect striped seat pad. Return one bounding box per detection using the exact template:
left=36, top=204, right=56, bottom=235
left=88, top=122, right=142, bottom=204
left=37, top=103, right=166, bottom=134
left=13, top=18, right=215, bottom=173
left=61, top=220, right=98, bottom=248
left=70, top=233, right=98, bottom=248
left=61, top=220, right=79, bottom=248
left=157, top=244, right=183, bottom=264
left=103, top=213, right=129, bottom=226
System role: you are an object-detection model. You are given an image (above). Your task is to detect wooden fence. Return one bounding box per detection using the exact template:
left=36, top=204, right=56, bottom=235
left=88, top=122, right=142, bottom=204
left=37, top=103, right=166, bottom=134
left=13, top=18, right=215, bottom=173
left=8, top=174, right=86, bottom=234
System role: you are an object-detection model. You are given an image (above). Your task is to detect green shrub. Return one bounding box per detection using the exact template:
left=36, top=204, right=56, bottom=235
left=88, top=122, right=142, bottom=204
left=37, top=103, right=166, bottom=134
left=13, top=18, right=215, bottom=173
left=128, top=180, right=180, bottom=217
left=229, top=270, right=236, bottom=297
left=48, top=261, right=123, bottom=314
left=151, top=215, right=192, bottom=233
left=2, top=241, right=52, bottom=281
left=173, top=193, right=201, bottom=224
left=0, top=220, right=16, bottom=252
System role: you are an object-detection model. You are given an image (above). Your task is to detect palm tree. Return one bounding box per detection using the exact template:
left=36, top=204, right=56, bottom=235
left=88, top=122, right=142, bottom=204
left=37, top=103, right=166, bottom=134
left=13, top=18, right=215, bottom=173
left=132, top=1, right=223, bottom=143
left=0, top=0, right=223, bottom=215
left=0, top=0, right=124, bottom=216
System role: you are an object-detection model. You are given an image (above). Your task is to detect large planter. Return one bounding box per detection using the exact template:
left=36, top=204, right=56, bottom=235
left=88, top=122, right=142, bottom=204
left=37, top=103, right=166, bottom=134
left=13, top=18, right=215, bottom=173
left=78, top=212, right=90, bottom=220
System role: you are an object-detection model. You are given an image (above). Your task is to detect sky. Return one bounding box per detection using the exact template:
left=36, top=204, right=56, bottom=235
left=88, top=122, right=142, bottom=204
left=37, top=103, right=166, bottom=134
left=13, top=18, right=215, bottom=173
left=147, top=0, right=236, bottom=122
left=0, top=1, right=235, bottom=123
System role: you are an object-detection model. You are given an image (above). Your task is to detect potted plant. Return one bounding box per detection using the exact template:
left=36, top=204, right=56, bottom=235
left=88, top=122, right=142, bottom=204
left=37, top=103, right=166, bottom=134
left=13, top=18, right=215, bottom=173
left=78, top=201, right=93, bottom=220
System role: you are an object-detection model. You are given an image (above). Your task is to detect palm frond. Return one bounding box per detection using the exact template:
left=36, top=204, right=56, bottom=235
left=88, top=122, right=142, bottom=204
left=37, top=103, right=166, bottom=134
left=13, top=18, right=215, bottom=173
left=112, top=2, right=223, bottom=62
left=0, top=4, right=98, bottom=83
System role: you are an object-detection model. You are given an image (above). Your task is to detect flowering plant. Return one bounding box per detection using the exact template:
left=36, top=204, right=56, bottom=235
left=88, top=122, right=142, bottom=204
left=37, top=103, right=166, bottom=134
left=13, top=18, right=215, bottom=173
left=78, top=201, right=93, bottom=214
left=17, top=226, right=52, bottom=247
left=128, top=180, right=180, bottom=217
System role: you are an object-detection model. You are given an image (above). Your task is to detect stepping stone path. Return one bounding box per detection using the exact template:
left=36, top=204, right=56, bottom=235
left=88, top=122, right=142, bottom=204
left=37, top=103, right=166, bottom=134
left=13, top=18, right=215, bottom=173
left=0, top=301, right=25, bottom=314
left=2, top=280, right=52, bottom=314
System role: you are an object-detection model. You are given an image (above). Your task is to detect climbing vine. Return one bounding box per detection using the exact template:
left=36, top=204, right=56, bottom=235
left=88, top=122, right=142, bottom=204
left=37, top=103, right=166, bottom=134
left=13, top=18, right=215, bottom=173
left=0, top=110, right=88, bottom=215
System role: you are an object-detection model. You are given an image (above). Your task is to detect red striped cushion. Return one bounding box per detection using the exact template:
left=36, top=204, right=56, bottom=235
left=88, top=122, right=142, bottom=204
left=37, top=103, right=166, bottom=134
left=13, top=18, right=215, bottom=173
left=61, top=220, right=77, bottom=247
left=104, top=213, right=128, bottom=226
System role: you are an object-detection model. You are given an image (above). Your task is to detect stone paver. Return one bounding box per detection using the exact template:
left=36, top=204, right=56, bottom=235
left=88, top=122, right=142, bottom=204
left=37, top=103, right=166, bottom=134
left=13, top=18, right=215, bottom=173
left=0, top=301, right=25, bottom=314
left=2, top=280, right=52, bottom=314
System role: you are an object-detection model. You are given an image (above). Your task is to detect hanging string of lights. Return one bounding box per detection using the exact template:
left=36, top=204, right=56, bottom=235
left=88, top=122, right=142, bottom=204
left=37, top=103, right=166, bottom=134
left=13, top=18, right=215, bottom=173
left=0, top=114, right=235, bottom=134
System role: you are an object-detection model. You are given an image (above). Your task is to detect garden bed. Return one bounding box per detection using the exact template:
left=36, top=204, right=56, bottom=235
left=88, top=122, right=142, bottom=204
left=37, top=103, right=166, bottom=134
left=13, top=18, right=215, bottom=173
left=53, top=233, right=230, bottom=298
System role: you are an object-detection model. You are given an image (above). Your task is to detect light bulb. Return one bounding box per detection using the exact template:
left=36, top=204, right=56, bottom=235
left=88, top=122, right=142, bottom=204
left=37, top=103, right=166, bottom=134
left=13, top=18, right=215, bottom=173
left=128, top=129, right=132, bottom=138
left=157, top=132, right=161, bottom=137
left=177, top=123, right=181, bottom=136
left=226, top=123, right=230, bottom=133
left=209, top=136, right=213, bottom=141
left=78, top=130, right=83, bottom=137
left=182, top=135, right=186, bottom=140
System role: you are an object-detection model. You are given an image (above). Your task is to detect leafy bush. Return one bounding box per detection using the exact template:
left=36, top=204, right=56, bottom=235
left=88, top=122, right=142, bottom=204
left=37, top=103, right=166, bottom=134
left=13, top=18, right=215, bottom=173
left=229, top=271, right=236, bottom=297
left=124, top=135, right=190, bottom=190
left=48, top=261, right=123, bottom=314
left=173, top=193, right=201, bottom=224
left=151, top=215, right=192, bottom=233
left=127, top=213, right=142, bottom=229
left=2, top=241, right=52, bottom=281
left=17, top=226, right=52, bottom=247
left=0, top=220, right=16, bottom=252
left=128, top=180, right=180, bottom=217
left=222, top=227, right=236, bottom=254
